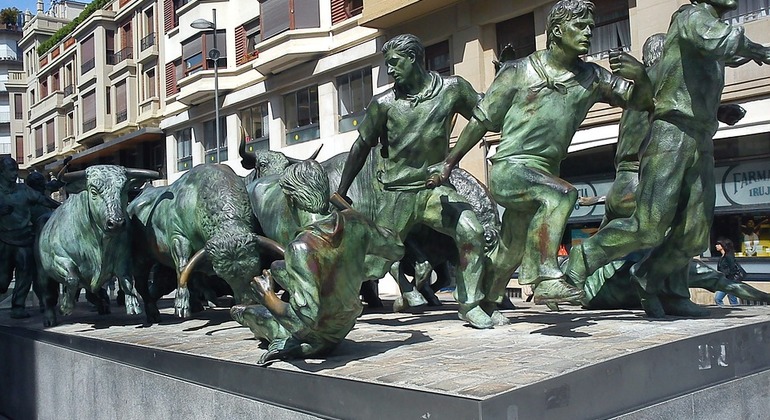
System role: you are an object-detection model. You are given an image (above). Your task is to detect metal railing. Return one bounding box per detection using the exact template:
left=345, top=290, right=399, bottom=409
left=111, top=47, right=133, bottom=64
left=14, top=111, right=22, bottom=120
left=140, top=32, right=156, bottom=51
left=63, top=84, right=75, bottom=96
left=35, top=147, right=43, bottom=157
left=47, top=142, right=55, bottom=153
left=116, top=110, right=128, bottom=123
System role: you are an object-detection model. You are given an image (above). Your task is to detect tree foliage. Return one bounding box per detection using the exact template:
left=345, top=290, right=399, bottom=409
left=0, top=7, right=20, bottom=25
left=37, top=0, right=109, bottom=56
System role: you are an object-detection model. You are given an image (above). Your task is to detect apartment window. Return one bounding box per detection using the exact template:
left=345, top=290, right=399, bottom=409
left=176, top=127, right=192, bottom=171
left=40, top=78, right=48, bottom=98
left=64, top=62, right=74, bottom=95
left=46, top=120, right=55, bottom=153
left=106, top=86, right=112, bottom=115
left=588, top=0, right=630, bottom=57
left=52, top=71, right=60, bottom=92
left=261, top=0, right=321, bottom=41
left=724, top=0, right=770, bottom=23
left=142, top=7, right=156, bottom=51
left=284, top=85, right=319, bottom=144
left=34, top=126, right=43, bottom=157
left=13, top=94, right=22, bottom=119
left=114, top=20, right=133, bottom=64
left=331, top=0, right=363, bottom=24
left=82, top=90, right=96, bottom=132
left=496, top=13, right=536, bottom=60
left=105, top=30, right=115, bottom=65
left=29, top=89, right=35, bottom=106
left=144, top=67, right=157, bottom=100
left=181, top=30, right=226, bottom=77
left=425, top=41, right=450, bottom=76
left=116, top=82, right=128, bottom=123
left=337, top=67, right=372, bottom=133
left=203, top=117, right=228, bottom=163
left=240, top=103, right=269, bottom=152
left=81, top=35, right=95, bottom=74
left=15, top=136, right=23, bottom=165
left=66, top=112, right=75, bottom=137
left=242, top=18, right=260, bottom=62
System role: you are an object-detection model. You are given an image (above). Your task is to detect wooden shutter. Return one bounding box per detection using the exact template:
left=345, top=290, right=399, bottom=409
left=235, top=25, right=246, bottom=65
left=164, top=0, right=175, bottom=32
left=331, top=0, right=347, bottom=24
left=165, top=61, right=177, bottom=96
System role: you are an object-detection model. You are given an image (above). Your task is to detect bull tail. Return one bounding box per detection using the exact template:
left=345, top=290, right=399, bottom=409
left=179, top=248, right=209, bottom=289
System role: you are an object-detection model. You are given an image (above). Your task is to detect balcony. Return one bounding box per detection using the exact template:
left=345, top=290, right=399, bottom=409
left=252, top=28, right=331, bottom=75
left=29, top=91, right=64, bottom=124
left=140, top=32, right=156, bottom=51
left=360, top=0, right=462, bottom=28
left=111, top=47, right=133, bottom=65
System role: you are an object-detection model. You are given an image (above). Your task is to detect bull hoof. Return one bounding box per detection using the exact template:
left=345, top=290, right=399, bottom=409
left=661, top=297, right=710, bottom=318
left=124, top=295, right=143, bottom=315
left=43, top=310, right=58, bottom=327
left=59, top=298, right=74, bottom=316
left=533, top=278, right=584, bottom=305
left=10, top=308, right=30, bottom=319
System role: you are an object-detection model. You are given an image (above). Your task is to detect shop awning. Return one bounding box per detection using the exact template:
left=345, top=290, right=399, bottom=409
left=45, top=127, right=164, bottom=171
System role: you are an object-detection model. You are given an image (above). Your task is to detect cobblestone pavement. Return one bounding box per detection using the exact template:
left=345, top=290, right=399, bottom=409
left=2, top=294, right=769, bottom=400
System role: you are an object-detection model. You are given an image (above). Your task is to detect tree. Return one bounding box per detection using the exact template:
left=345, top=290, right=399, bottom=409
left=0, top=7, right=19, bottom=26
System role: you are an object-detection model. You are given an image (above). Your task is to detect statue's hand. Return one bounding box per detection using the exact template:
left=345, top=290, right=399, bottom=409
left=251, top=270, right=272, bottom=302
left=0, top=204, right=13, bottom=216
left=426, top=162, right=452, bottom=189
left=609, top=50, right=645, bottom=81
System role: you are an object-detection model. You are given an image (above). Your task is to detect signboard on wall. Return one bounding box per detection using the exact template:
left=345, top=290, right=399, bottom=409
left=568, top=159, right=770, bottom=222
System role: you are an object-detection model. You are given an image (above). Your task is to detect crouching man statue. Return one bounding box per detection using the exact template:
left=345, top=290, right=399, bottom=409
left=231, top=160, right=404, bottom=365
left=0, top=157, right=58, bottom=318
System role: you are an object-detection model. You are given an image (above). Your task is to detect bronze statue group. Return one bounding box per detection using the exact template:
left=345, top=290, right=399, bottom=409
left=4, top=0, right=770, bottom=364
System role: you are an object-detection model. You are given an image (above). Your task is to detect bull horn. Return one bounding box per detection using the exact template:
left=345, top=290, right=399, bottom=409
left=286, top=144, right=324, bottom=164
left=125, top=169, right=161, bottom=180
left=239, top=126, right=257, bottom=170
left=178, top=248, right=208, bottom=289
left=256, top=235, right=285, bottom=257
left=61, top=170, right=87, bottom=183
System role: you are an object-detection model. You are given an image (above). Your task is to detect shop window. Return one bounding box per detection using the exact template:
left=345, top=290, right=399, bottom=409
left=261, top=0, right=320, bottom=41
left=284, top=85, right=320, bottom=144
left=587, top=0, right=630, bottom=59
left=337, top=67, right=372, bottom=133
left=176, top=127, right=192, bottom=171
left=203, top=117, right=228, bottom=163
left=181, top=30, right=227, bottom=77
left=240, top=102, right=269, bottom=153
left=425, top=40, right=450, bottom=76
left=495, top=13, right=536, bottom=60
left=724, top=0, right=770, bottom=24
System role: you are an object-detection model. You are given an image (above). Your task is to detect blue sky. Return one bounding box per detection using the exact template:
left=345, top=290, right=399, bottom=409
left=0, top=0, right=92, bottom=15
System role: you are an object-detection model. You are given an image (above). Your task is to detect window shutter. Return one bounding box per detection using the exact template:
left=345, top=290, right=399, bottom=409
left=236, top=25, right=246, bottom=65
left=331, top=0, right=347, bottom=24
left=164, top=0, right=174, bottom=32
left=262, top=0, right=290, bottom=40
left=165, top=61, right=177, bottom=96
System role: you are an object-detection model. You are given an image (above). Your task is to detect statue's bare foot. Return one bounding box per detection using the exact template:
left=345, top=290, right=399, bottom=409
left=393, top=290, right=427, bottom=312
left=489, top=310, right=510, bottom=326
left=174, top=287, right=191, bottom=318
left=124, top=294, right=143, bottom=315
left=459, top=306, right=494, bottom=329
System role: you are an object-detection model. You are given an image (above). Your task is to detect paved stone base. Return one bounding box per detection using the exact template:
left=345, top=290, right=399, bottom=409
left=1, top=296, right=769, bottom=419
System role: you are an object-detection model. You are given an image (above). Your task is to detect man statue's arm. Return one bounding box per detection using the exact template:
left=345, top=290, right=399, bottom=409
left=608, top=50, right=654, bottom=112
left=336, top=100, right=383, bottom=199
left=682, top=9, right=769, bottom=64
left=427, top=118, right=488, bottom=188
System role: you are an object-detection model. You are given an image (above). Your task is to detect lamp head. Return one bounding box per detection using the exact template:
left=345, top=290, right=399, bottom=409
left=191, top=18, right=215, bottom=30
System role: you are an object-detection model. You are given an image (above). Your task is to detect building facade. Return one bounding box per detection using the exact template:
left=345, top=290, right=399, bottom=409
left=0, top=21, right=23, bottom=161
left=17, top=0, right=770, bottom=282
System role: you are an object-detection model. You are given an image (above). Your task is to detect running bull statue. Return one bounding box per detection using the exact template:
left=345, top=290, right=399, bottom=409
left=128, top=163, right=282, bottom=323
left=36, top=165, right=160, bottom=326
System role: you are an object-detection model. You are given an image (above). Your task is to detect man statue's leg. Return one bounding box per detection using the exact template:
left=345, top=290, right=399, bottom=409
left=10, top=247, right=34, bottom=319
left=422, top=187, right=493, bottom=329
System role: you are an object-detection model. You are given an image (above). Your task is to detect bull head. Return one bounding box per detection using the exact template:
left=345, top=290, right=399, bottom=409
left=238, top=126, right=324, bottom=178
left=64, top=166, right=161, bottom=233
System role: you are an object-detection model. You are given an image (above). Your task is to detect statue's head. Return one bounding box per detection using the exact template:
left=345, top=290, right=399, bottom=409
left=642, top=33, right=666, bottom=67
left=692, top=0, right=738, bottom=14
left=279, top=160, right=329, bottom=216
left=0, top=156, right=19, bottom=184
left=546, top=0, right=595, bottom=54
left=381, top=34, right=426, bottom=86
left=26, top=171, right=46, bottom=193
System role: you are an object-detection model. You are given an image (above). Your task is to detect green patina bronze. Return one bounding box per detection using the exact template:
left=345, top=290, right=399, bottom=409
left=232, top=160, right=404, bottom=364
left=0, top=157, right=58, bottom=319
left=336, top=33, right=495, bottom=329
left=566, top=0, right=770, bottom=317
left=434, top=0, right=652, bottom=311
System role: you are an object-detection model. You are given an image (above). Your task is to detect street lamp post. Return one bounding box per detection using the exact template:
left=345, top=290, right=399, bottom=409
left=191, top=9, right=221, bottom=163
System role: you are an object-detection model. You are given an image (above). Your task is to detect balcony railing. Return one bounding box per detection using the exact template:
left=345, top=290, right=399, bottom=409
left=140, top=32, right=156, bottom=51
left=47, top=142, right=55, bottom=153
left=81, top=58, right=95, bottom=74
left=36, top=147, right=43, bottom=157
left=111, top=47, right=133, bottom=65
left=63, top=84, right=75, bottom=96
left=116, top=110, right=128, bottom=123
left=14, top=112, right=23, bottom=120
left=83, top=117, right=97, bottom=132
